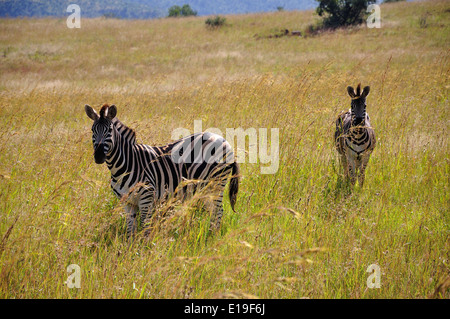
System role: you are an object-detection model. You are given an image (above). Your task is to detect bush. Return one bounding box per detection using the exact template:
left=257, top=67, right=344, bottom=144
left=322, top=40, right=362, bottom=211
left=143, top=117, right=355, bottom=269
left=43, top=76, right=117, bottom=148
left=168, top=4, right=197, bottom=17
left=316, top=0, right=376, bottom=29
left=304, top=22, right=323, bottom=37
left=205, top=16, right=226, bottom=28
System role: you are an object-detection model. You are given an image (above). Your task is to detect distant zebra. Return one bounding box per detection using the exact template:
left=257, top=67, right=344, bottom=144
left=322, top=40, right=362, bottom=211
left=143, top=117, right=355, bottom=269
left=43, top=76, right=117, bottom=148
left=85, top=104, right=240, bottom=238
left=335, top=84, right=376, bottom=187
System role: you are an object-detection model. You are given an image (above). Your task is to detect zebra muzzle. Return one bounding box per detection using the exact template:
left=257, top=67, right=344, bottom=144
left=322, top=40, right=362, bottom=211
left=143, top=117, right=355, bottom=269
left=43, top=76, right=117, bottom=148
left=353, top=117, right=365, bottom=126
left=94, top=144, right=106, bottom=164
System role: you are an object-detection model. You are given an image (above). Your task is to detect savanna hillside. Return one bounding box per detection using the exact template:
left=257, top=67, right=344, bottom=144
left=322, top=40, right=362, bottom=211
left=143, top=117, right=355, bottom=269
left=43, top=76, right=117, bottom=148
left=0, top=0, right=448, bottom=298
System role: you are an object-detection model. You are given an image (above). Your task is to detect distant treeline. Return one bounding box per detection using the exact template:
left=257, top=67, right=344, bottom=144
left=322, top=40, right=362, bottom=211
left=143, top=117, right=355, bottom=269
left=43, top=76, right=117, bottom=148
left=0, top=0, right=317, bottom=19
left=0, top=0, right=163, bottom=19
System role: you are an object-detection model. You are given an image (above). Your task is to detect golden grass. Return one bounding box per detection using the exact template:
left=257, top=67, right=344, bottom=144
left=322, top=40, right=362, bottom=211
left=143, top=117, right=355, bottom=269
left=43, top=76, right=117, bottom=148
left=0, top=0, right=449, bottom=298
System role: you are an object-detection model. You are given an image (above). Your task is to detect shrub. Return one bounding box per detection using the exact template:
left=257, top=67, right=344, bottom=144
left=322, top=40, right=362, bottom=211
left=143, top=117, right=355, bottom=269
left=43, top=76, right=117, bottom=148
left=304, top=22, right=323, bottom=37
left=205, top=16, right=226, bottom=28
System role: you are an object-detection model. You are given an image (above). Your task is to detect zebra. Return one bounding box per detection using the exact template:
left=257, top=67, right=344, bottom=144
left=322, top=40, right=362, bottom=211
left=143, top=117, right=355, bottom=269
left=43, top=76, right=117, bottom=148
left=84, top=103, right=240, bottom=239
left=335, top=84, right=376, bottom=187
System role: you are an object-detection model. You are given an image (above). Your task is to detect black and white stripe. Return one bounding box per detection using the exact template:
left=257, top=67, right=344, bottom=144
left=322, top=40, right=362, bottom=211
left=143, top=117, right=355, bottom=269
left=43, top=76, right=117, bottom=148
left=85, top=104, right=239, bottom=238
left=335, top=84, right=376, bottom=187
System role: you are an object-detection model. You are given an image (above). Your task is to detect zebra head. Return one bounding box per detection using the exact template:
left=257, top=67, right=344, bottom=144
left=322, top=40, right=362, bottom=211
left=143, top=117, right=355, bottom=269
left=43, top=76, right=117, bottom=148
left=85, top=104, right=117, bottom=164
left=347, top=84, right=370, bottom=126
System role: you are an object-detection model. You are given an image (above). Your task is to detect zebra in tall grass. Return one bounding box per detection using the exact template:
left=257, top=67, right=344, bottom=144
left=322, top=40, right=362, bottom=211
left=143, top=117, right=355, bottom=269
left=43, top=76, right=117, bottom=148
left=85, top=104, right=239, bottom=238
left=335, top=84, right=376, bottom=187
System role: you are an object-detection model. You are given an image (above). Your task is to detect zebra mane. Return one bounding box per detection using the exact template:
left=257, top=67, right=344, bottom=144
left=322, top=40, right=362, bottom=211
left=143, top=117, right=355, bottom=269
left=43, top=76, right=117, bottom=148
left=112, top=118, right=137, bottom=144
left=100, top=104, right=109, bottom=118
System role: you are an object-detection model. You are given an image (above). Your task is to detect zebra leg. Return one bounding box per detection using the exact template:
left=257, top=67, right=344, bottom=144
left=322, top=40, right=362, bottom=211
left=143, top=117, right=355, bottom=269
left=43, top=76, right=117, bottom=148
left=358, top=155, right=371, bottom=188
left=139, top=203, right=155, bottom=236
left=138, top=190, right=155, bottom=236
left=209, top=193, right=224, bottom=230
left=340, top=154, right=349, bottom=180
left=347, top=155, right=357, bottom=186
left=124, top=204, right=138, bottom=240
left=208, top=181, right=227, bottom=231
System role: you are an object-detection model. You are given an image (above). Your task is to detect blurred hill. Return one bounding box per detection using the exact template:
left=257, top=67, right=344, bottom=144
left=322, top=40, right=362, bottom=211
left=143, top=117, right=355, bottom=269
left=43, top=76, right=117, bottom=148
left=0, top=0, right=317, bottom=19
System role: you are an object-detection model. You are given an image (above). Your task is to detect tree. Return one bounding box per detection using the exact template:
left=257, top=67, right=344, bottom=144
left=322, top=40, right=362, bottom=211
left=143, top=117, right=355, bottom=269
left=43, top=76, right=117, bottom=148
left=168, top=4, right=197, bottom=17
left=168, top=5, right=182, bottom=17
left=181, top=4, right=197, bottom=16
left=315, top=0, right=376, bottom=29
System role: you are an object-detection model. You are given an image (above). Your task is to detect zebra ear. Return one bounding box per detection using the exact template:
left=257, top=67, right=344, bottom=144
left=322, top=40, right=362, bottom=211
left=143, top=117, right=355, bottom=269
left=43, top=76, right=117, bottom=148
left=85, top=104, right=99, bottom=121
left=347, top=86, right=356, bottom=98
left=106, top=104, right=117, bottom=120
left=362, top=86, right=370, bottom=98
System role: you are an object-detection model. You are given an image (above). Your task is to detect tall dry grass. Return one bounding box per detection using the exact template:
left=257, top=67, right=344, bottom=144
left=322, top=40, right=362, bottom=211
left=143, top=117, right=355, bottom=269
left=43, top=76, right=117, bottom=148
left=0, top=0, right=448, bottom=298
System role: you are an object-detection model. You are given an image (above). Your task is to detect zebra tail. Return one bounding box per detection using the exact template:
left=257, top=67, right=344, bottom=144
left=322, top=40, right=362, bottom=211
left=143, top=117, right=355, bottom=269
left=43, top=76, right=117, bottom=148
left=229, top=162, right=240, bottom=213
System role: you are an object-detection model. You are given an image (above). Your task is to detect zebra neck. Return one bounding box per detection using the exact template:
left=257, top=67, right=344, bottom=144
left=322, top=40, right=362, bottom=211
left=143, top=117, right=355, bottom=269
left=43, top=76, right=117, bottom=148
left=113, top=118, right=136, bottom=144
left=106, top=123, right=138, bottom=178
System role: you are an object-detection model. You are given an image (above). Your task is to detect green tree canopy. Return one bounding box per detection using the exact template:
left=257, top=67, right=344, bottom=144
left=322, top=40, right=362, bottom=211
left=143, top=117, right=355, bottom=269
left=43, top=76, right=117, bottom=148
left=168, top=5, right=181, bottom=17
left=316, top=0, right=376, bottom=29
left=168, top=4, right=197, bottom=17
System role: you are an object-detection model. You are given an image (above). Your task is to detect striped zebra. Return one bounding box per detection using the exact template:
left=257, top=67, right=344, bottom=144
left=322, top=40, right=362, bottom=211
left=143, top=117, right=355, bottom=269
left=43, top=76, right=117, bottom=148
left=85, top=104, right=239, bottom=238
left=335, top=84, right=376, bottom=187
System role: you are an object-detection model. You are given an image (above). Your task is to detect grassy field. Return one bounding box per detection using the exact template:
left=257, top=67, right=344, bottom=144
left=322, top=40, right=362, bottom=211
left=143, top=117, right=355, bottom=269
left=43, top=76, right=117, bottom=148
left=0, top=0, right=448, bottom=299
